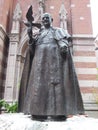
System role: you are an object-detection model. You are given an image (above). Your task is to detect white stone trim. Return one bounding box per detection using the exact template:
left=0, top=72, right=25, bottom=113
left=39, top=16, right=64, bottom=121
left=82, top=93, right=98, bottom=103
left=73, top=46, right=95, bottom=51
left=76, top=68, right=97, bottom=74
left=73, top=56, right=96, bottom=62
left=72, top=34, right=94, bottom=38
left=71, top=4, right=75, bottom=8
left=79, top=17, right=85, bottom=20
left=79, top=80, right=98, bottom=87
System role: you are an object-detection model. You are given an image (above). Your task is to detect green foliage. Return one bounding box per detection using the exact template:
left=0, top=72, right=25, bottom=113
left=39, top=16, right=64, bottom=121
left=0, top=99, right=18, bottom=113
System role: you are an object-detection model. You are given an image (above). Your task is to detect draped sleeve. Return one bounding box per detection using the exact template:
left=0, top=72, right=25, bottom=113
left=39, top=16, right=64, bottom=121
left=54, top=28, right=71, bottom=40
left=54, top=27, right=71, bottom=48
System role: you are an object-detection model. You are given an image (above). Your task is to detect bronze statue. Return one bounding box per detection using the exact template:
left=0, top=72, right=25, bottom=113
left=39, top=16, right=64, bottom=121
left=18, top=6, right=84, bottom=121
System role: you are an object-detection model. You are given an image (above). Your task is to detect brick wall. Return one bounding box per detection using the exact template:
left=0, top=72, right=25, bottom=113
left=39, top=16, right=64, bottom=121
left=71, top=0, right=93, bottom=34
left=0, top=0, right=14, bottom=32
left=0, top=0, right=12, bottom=98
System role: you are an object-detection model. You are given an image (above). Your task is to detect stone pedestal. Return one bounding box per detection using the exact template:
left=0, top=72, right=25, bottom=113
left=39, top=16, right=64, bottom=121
left=0, top=113, right=98, bottom=130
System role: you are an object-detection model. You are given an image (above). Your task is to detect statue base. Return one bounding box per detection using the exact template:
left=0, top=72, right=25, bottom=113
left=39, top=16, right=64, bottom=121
left=0, top=113, right=98, bottom=130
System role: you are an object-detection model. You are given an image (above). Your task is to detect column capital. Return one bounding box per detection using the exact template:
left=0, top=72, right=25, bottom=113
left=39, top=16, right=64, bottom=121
left=9, top=34, right=19, bottom=43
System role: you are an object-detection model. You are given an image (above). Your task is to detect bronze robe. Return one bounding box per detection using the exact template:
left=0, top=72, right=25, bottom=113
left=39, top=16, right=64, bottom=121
left=18, top=27, right=84, bottom=116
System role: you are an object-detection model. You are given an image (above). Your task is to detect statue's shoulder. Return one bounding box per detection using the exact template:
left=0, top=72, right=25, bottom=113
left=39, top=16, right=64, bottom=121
left=52, top=27, right=70, bottom=40
left=55, top=27, right=69, bottom=35
left=51, top=27, right=62, bottom=32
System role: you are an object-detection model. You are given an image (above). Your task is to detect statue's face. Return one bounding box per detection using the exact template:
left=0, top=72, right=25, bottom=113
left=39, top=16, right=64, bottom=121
left=42, top=13, right=52, bottom=28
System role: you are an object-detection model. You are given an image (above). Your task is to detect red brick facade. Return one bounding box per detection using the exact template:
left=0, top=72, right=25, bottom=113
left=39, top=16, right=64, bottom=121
left=0, top=0, right=14, bottom=32
left=71, top=0, right=92, bottom=34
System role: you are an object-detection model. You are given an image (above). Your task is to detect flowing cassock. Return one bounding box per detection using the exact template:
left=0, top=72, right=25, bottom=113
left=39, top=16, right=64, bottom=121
left=18, top=27, right=84, bottom=116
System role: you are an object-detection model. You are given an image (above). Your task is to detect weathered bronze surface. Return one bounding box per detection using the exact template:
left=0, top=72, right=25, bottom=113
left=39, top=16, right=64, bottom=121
left=18, top=7, right=84, bottom=120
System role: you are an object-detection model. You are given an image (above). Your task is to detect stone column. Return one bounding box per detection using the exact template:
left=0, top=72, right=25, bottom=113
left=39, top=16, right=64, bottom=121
left=4, top=34, right=19, bottom=102
left=14, top=55, right=25, bottom=100
left=4, top=3, right=22, bottom=102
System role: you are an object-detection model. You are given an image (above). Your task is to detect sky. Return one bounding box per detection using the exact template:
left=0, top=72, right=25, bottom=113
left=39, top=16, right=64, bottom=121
left=90, top=0, right=98, bottom=37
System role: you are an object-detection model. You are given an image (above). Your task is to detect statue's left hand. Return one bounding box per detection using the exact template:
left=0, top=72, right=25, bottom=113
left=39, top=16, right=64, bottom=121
left=60, top=46, right=68, bottom=58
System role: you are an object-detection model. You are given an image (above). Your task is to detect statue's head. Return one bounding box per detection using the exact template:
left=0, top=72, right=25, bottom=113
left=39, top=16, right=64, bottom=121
left=42, top=13, right=53, bottom=28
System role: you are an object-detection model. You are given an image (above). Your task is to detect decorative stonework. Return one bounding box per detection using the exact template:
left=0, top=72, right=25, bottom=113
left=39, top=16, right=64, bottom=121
left=17, top=55, right=25, bottom=63
left=11, top=3, right=22, bottom=34
left=18, top=28, right=28, bottom=56
left=38, top=0, right=45, bottom=18
left=34, top=0, right=45, bottom=22
left=59, top=3, right=68, bottom=30
left=9, top=34, right=19, bottom=42
left=13, top=3, right=22, bottom=21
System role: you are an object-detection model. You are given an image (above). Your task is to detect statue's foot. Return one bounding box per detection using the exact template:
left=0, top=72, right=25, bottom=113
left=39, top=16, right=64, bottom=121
left=31, top=115, right=67, bottom=121
left=47, top=115, right=66, bottom=121
left=31, top=115, right=47, bottom=121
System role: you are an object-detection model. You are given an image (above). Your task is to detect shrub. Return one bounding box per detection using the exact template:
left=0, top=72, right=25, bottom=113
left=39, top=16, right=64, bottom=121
left=0, top=99, right=18, bottom=113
